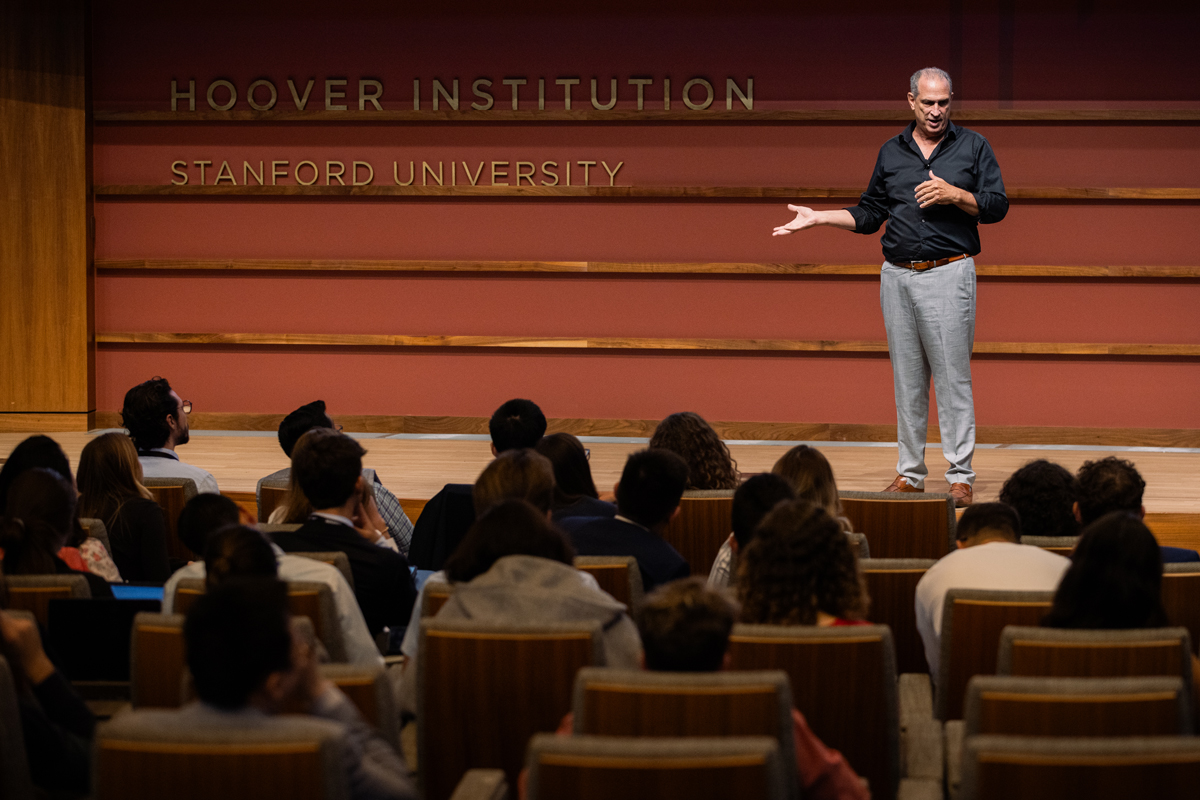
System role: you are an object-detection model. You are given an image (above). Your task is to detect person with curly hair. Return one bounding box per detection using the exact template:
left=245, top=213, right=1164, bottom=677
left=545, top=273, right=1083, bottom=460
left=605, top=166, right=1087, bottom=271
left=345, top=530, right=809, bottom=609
left=1072, top=456, right=1197, bottom=562
left=649, top=411, right=739, bottom=490
left=997, top=459, right=1079, bottom=539
left=737, top=500, right=868, bottom=626
left=121, top=376, right=218, bottom=494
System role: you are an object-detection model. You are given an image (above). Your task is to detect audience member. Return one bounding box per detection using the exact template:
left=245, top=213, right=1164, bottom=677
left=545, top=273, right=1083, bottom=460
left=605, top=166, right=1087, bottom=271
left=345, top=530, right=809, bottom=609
left=737, top=500, right=868, bottom=626
left=399, top=500, right=641, bottom=715
left=560, top=449, right=691, bottom=591
left=121, top=377, right=218, bottom=493
left=0, top=435, right=120, bottom=582
left=524, top=578, right=868, bottom=800
left=708, top=473, right=795, bottom=590
left=472, top=448, right=555, bottom=515
left=272, top=429, right=417, bottom=644
left=1, top=564, right=96, bottom=796
left=535, top=432, right=616, bottom=522
left=203, top=525, right=278, bottom=589
left=180, top=580, right=416, bottom=799
left=164, top=493, right=382, bottom=667
left=998, top=459, right=1080, bottom=539
left=914, top=502, right=1069, bottom=685
left=772, top=445, right=855, bottom=532
left=261, top=401, right=414, bottom=555
left=76, top=432, right=170, bottom=582
left=1, top=468, right=112, bottom=597
left=408, top=398, right=548, bottom=570
left=1075, top=456, right=1198, bottom=562
left=649, top=411, right=739, bottom=490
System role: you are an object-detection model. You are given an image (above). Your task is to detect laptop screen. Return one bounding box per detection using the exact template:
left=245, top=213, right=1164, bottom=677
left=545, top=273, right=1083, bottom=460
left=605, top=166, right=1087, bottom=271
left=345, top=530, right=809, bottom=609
left=110, top=584, right=165, bottom=602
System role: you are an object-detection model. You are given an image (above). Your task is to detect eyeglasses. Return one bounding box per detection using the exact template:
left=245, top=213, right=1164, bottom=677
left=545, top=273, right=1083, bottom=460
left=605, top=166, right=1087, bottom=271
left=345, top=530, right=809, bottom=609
left=180, top=400, right=192, bottom=414
left=335, top=423, right=344, bottom=433
left=585, top=449, right=591, bottom=460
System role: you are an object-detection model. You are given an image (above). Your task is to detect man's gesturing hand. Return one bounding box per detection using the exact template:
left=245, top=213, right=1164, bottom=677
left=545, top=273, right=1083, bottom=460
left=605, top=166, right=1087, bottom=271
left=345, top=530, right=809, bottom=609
left=772, top=204, right=820, bottom=236
left=915, top=170, right=963, bottom=208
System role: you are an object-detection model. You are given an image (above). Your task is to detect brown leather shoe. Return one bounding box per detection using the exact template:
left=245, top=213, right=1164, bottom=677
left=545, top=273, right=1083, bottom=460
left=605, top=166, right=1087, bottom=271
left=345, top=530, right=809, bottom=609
left=949, top=483, right=973, bottom=508
left=883, top=475, right=923, bottom=493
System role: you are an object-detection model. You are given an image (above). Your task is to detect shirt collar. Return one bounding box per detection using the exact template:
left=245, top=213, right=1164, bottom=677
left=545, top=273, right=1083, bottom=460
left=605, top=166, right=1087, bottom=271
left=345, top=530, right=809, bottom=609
left=139, top=447, right=179, bottom=461
left=900, top=119, right=958, bottom=147
left=311, top=511, right=356, bottom=529
left=614, top=514, right=649, bottom=532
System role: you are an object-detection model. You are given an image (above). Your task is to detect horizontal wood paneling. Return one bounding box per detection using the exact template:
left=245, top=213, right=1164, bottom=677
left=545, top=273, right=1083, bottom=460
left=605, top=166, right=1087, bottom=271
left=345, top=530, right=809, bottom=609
left=94, top=184, right=1200, bottom=201
left=88, top=411, right=1200, bottom=448
left=95, top=332, right=1200, bottom=357
left=93, top=259, right=1200, bottom=278
left=92, top=109, right=1200, bottom=124
left=0, top=412, right=94, bottom=433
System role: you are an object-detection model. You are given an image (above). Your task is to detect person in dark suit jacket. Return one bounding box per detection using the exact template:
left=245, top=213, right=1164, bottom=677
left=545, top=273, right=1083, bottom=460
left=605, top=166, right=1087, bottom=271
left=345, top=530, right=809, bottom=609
left=270, top=429, right=417, bottom=639
left=560, top=449, right=691, bottom=592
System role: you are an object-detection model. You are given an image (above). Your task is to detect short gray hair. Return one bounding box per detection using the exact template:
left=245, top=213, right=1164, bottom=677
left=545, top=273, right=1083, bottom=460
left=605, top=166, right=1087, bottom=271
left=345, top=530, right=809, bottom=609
left=910, top=67, right=953, bottom=96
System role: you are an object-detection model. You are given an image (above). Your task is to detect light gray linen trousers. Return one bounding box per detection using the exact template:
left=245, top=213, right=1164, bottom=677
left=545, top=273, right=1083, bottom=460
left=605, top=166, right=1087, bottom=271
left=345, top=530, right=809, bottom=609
left=880, top=256, right=976, bottom=488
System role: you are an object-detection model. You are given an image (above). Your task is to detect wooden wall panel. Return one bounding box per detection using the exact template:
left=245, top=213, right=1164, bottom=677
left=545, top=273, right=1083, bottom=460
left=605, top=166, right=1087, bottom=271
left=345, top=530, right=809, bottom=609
left=0, top=0, right=93, bottom=430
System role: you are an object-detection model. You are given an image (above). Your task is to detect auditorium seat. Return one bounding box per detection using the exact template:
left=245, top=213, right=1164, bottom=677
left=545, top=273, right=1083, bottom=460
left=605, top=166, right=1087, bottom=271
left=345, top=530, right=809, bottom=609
left=861, top=558, right=936, bottom=674
left=1163, top=563, right=1200, bottom=654
left=79, top=516, right=115, bottom=561
left=727, top=623, right=940, bottom=800
left=142, top=477, right=199, bottom=562
left=847, top=531, right=870, bottom=559
left=945, top=675, right=1192, bottom=799
left=449, top=770, right=508, bottom=800
left=416, top=618, right=601, bottom=800
left=173, top=578, right=346, bottom=662
left=570, top=667, right=799, bottom=799
left=4, top=574, right=90, bottom=625
left=421, top=581, right=455, bottom=617
left=996, top=626, right=1193, bottom=688
left=959, top=735, right=1200, bottom=800
left=936, top=589, right=1054, bottom=720
left=256, top=472, right=290, bottom=523
left=1019, top=535, right=1077, bottom=556
left=290, top=551, right=356, bottom=591
left=524, top=734, right=788, bottom=800
left=0, top=655, right=34, bottom=800
left=279, top=663, right=401, bottom=750
left=130, top=612, right=187, bottom=708
left=838, top=491, right=957, bottom=560
left=662, top=490, right=734, bottom=577
left=573, top=556, right=643, bottom=611
left=94, top=707, right=348, bottom=800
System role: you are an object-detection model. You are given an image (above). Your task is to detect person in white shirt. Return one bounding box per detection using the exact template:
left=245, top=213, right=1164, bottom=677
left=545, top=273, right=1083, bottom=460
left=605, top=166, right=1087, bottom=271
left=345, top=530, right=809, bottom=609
left=914, top=501, right=1070, bottom=685
left=121, top=376, right=219, bottom=494
left=164, top=494, right=383, bottom=668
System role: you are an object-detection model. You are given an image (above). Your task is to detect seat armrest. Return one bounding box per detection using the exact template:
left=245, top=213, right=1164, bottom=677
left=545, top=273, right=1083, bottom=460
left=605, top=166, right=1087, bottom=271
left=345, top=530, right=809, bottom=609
left=450, top=769, right=508, bottom=800
left=899, top=672, right=934, bottom=727
left=902, top=717, right=944, bottom=780
left=898, top=778, right=943, bottom=800
left=944, top=719, right=965, bottom=800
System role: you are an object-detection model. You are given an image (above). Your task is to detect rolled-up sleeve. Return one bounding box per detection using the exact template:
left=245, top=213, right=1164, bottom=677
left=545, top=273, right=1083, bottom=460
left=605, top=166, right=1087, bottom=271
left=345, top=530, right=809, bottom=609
left=846, top=151, right=890, bottom=235
left=972, top=139, right=1008, bottom=224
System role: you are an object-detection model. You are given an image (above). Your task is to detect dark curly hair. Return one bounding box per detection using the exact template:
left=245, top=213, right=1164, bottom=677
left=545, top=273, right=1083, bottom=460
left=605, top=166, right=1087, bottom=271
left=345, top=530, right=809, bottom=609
left=121, top=377, right=178, bottom=450
left=999, top=460, right=1080, bottom=539
left=649, top=412, right=739, bottom=490
left=1075, top=456, right=1145, bottom=526
left=736, top=500, right=868, bottom=625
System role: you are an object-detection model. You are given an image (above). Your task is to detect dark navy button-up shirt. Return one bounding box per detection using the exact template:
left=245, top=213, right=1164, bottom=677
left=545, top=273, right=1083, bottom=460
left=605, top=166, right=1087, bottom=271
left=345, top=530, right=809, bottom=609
left=846, top=121, right=1008, bottom=263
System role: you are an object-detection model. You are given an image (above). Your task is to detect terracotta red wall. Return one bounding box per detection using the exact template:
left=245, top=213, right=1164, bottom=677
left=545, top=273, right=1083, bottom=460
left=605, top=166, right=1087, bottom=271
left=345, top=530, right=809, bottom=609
left=91, top=1, right=1200, bottom=432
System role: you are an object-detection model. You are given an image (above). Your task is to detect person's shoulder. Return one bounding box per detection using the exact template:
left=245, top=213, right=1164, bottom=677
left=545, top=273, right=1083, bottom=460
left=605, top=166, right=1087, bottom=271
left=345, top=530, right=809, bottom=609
left=278, top=553, right=342, bottom=584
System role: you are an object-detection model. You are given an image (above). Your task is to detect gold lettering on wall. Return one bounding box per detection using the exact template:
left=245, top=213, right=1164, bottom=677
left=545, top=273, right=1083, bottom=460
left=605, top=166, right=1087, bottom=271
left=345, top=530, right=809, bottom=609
left=206, top=80, right=237, bottom=111
left=359, top=80, right=384, bottom=111
left=422, top=161, right=443, bottom=186
left=394, top=161, right=415, bottom=186
left=194, top=160, right=211, bottom=184
left=515, top=162, right=535, bottom=185
left=170, top=80, right=195, bottom=112
left=602, top=161, right=623, bottom=186
left=471, top=79, right=494, bottom=111
left=170, top=160, right=188, bottom=184
left=577, top=160, right=596, bottom=187
left=726, top=77, right=753, bottom=110
left=461, top=161, right=483, bottom=186
left=555, top=77, right=579, bottom=110
left=540, top=161, right=559, bottom=186
left=295, top=161, right=319, bottom=186
left=271, top=160, right=288, bottom=185
left=433, top=79, right=459, bottom=111
left=288, top=79, right=315, bottom=110
left=325, top=79, right=348, bottom=111
left=247, top=79, right=277, bottom=111
left=326, top=161, right=346, bottom=185
left=352, top=161, right=374, bottom=185
left=502, top=78, right=525, bottom=110
left=213, top=161, right=236, bottom=184
left=628, top=77, right=652, bottom=111
left=682, top=78, right=714, bottom=110
left=491, top=161, right=509, bottom=185
left=244, top=161, right=264, bottom=184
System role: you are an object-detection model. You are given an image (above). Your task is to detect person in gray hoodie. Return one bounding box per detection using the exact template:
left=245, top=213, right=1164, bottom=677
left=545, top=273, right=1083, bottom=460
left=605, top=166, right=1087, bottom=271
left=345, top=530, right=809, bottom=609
left=398, top=500, right=641, bottom=715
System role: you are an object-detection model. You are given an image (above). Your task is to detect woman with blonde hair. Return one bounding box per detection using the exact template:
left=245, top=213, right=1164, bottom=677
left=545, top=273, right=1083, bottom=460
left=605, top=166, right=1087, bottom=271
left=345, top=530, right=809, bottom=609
left=772, top=445, right=854, bottom=533
left=77, top=432, right=170, bottom=582
left=649, top=412, right=739, bottom=490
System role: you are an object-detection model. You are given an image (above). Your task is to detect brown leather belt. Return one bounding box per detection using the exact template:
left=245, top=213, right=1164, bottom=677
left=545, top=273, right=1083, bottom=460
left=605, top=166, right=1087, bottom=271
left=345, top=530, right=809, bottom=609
left=891, top=253, right=968, bottom=271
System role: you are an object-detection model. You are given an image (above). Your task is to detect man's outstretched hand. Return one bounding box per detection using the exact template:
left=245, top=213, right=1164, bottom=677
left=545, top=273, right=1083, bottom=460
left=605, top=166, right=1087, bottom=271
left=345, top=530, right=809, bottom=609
left=772, top=204, right=819, bottom=236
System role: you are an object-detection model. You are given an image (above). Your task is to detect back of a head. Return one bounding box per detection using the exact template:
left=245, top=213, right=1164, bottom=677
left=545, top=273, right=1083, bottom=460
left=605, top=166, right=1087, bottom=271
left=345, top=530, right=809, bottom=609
left=771, top=445, right=841, bottom=518
left=616, top=449, right=689, bottom=529
left=185, top=578, right=292, bottom=710
left=1, top=468, right=77, bottom=575
left=473, top=448, right=555, bottom=515
left=649, top=412, right=738, bottom=490
left=956, top=502, right=1022, bottom=546
left=1076, top=456, right=1145, bottom=526
left=999, top=459, right=1080, bottom=539
left=121, top=377, right=176, bottom=451
left=442, top=498, right=575, bottom=583
left=291, top=428, right=365, bottom=510
left=731, top=473, right=795, bottom=550
left=278, top=400, right=333, bottom=458
left=638, top=577, right=736, bottom=672
left=0, top=435, right=72, bottom=513
left=737, top=499, right=866, bottom=625
left=177, top=493, right=241, bottom=557
left=1043, top=511, right=1167, bottom=630
left=535, top=432, right=599, bottom=505
left=77, top=432, right=148, bottom=522
left=489, top=399, right=547, bottom=453
left=204, top=525, right=278, bottom=590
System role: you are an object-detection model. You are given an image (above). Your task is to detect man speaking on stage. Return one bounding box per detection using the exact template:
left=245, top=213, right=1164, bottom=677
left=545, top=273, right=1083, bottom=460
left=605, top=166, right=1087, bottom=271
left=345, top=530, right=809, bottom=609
left=773, top=67, right=1008, bottom=508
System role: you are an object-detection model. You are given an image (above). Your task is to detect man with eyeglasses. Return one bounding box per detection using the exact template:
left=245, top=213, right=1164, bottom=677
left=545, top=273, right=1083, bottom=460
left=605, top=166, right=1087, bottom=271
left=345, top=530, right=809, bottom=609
left=121, top=376, right=220, bottom=494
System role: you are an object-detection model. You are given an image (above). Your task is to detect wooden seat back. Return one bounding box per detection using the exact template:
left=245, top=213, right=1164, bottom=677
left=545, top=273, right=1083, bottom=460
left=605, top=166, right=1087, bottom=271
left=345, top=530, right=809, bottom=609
left=1163, top=564, right=1200, bottom=655
left=258, top=485, right=288, bottom=523
left=4, top=575, right=90, bottom=625
left=574, top=556, right=644, bottom=611
left=417, top=619, right=601, bottom=800
left=290, top=551, right=356, bottom=591
left=130, top=612, right=188, bottom=708
left=421, top=581, right=455, bottom=617
left=728, top=623, right=899, bottom=800
left=861, top=558, right=936, bottom=674
left=662, top=492, right=734, bottom=577
left=839, top=491, right=957, bottom=559
left=938, top=589, right=1054, bottom=720
left=1020, top=535, right=1077, bottom=557
left=142, top=480, right=198, bottom=562
left=997, top=626, right=1193, bottom=689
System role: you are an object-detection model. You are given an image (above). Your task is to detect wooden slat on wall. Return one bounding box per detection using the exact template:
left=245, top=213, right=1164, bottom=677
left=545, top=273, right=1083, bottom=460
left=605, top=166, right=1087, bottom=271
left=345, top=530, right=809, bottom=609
left=0, top=0, right=93, bottom=429
left=95, top=331, right=1200, bottom=357
left=93, top=259, right=1200, bottom=278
